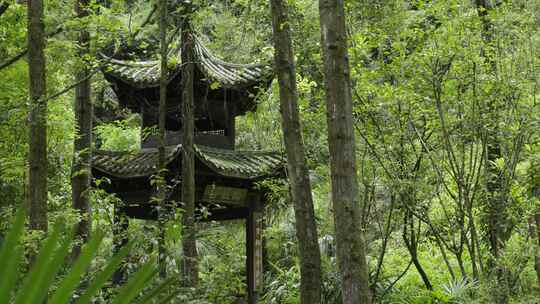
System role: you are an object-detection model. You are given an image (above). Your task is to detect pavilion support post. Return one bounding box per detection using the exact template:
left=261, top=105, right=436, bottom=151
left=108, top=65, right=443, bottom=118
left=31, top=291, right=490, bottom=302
left=113, top=204, right=129, bottom=285
left=246, top=194, right=263, bottom=304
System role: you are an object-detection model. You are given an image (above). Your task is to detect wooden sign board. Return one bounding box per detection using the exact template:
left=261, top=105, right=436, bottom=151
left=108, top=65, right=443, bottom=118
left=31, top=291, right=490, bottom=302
left=203, top=184, right=248, bottom=206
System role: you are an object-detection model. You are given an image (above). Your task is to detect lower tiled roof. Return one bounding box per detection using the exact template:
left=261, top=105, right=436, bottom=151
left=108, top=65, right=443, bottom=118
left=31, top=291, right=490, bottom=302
left=194, top=145, right=284, bottom=179
left=91, top=144, right=284, bottom=180
left=92, top=145, right=181, bottom=178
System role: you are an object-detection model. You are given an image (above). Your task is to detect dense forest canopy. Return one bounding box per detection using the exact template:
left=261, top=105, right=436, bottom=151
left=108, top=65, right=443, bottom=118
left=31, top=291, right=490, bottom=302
left=0, top=0, right=539, bottom=303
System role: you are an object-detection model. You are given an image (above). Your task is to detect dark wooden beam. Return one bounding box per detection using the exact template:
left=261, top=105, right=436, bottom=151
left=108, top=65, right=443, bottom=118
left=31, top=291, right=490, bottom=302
left=118, top=200, right=250, bottom=222
left=200, top=207, right=248, bottom=222
left=121, top=204, right=158, bottom=220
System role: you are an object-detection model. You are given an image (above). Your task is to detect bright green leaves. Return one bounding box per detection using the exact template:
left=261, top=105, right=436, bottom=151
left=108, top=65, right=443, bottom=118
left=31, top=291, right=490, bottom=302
left=49, top=230, right=105, bottom=304
left=0, top=209, right=25, bottom=304
left=167, top=57, right=178, bottom=70
left=0, top=211, right=178, bottom=304
left=95, top=117, right=141, bottom=151
left=13, top=222, right=74, bottom=304
left=74, top=241, right=135, bottom=304
left=111, top=260, right=157, bottom=304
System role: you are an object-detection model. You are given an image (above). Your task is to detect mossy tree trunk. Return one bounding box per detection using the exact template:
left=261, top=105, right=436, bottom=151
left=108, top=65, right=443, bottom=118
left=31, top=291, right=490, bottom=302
left=474, top=1, right=509, bottom=302
left=318, top=0, right=371, bottom=303
left=181, top=8, right=199, bottom=287
left=529, top=210, right=540, bottom=289
left=533, top=212, right=540, bottom=288
left=270, top=0, right=322, bottom=302
left=27, top=0, right=48, bottom=233
left=157, top=0, right=168, bottom=278
left=71, top=0, right=93, bottom=259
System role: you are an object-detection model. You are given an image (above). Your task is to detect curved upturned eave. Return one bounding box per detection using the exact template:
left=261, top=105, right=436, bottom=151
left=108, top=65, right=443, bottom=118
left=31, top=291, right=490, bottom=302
left=100, top=33, right=274, bottom=90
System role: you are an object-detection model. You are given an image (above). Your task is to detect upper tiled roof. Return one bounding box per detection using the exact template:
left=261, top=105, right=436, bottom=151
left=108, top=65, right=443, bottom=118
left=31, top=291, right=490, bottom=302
left=102, top=34, right=273, bottom=90
left=91, top=144, right=284, bottom=180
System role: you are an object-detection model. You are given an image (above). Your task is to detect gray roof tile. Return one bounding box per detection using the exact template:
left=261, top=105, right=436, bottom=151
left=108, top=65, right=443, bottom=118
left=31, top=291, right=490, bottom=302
left=102, top=34, right=273, bottom=90
left=91, top=144, right=284, bottom=180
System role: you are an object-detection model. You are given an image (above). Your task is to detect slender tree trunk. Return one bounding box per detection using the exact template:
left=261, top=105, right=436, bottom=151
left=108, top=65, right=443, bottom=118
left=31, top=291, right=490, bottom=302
left=534, top=212, right=540, bottom=288
left=467, top=199, right=483, bottom=276
left=434, top=234, right=456, bottom=282
left=455, top=251, right=468, bottom=281
left=27, top=0, right=48, bottom=233
left=475, top=1, right=509, bottom=302
left=71, top=0, right=93, bottom=260
left=157, top=0, right=168, bottom=278
left=181, top=12, right=199, bottom=287
left=476, top=0, right=503, bottom=260
left=411, top=252, right=432, bottom=290
left=270, top=0, right=322, bottom=302
left=403, top=210, right=433, bottom=290
left=318, top=0, right=371, bottom=303
left=533, top=212, right=540, bottom=288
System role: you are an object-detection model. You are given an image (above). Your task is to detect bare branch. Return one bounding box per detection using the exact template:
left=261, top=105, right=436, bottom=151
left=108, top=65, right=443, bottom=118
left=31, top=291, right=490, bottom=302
left=131, top=4, right=157, bottom=38
left=43, top=69, right=100, bottom=104
left=0, top=3, right=156, bottom=72
left=355, top=125, right=396, bottom=181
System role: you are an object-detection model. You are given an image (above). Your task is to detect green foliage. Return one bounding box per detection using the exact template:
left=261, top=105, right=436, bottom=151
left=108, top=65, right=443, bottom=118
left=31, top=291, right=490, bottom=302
left=94, top=117, right=141, bottom=151
left=197, top=224, right=247, bottom=303
left=261, top=263, right=300, bottom=304
left=0, top=210, right=178, bottom=303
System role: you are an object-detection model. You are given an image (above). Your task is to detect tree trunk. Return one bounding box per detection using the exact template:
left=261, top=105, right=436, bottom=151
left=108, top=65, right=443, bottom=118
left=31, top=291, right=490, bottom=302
left=411, top=252, right=432, bottom=290
left=318, top=0, right=371, bottom=303
left=270, top=0, right=322, bottom=302
left=455, top=251, right=468, bottom=282
left=71, top=0, right=93, bottom=260
left=27, top=0, right=48, bottom=233
left=157, top=0, right=168, bottom=278
left=476, top=0, right=503, bottom=260
left=534, top=212, right=540, bottom=288
left=475, top=1, right=509, bottom=302
left=403, top=210, right=433, bottom=290
left=181, top=13, right=199, bottom=287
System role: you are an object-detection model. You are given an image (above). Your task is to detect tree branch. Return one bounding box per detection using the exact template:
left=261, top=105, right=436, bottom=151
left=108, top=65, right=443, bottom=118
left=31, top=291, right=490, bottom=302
left=4, top=2, right=160, bottom=109
left=131, top=4, right=157, bottom=38
left=44, top=69, right=99, bottom=104
left=0, top=27, right=63, bottom=71
left=380, top=259, right=413, bottom=297
left=1, top=1, right=158, bottom=73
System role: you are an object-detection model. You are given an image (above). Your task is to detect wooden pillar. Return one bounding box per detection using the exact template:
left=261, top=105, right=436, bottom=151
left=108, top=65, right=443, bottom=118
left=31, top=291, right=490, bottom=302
left=112, top=203, right=129, bottom=285
left=246, top=193, right=263, bottom=304
left=227, top=102, right=236, bottom=149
